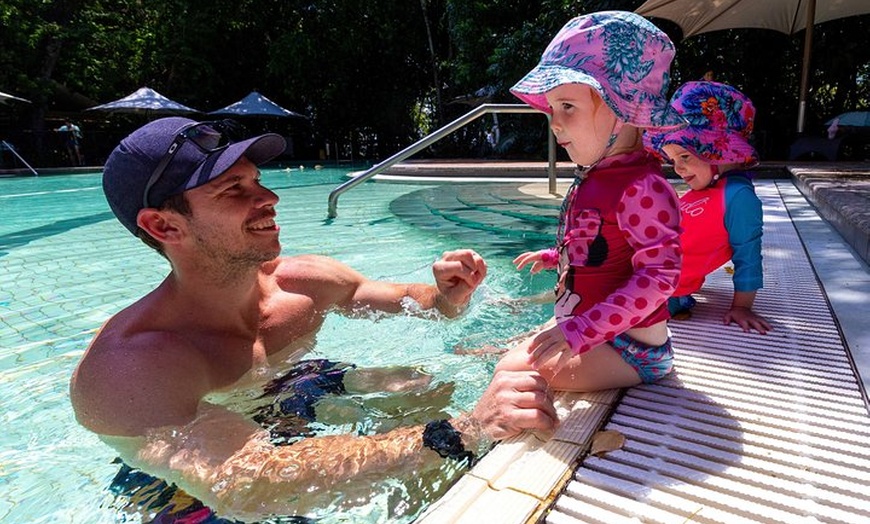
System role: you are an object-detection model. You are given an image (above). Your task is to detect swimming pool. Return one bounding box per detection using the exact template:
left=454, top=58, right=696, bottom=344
left=0, top=166, right=561, bottom=523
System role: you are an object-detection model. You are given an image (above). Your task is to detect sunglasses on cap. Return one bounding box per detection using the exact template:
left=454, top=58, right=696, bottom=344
left=142, top=119, right=246, bottom=209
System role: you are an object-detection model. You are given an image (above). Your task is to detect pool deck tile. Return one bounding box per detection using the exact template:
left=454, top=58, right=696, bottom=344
left=789, top=162, right=870, bottom=267
left=453, top=488, right=542, bottom=524
left=550, top=389, right=621, bottom=446
left=418, top=386, right=623, bottom=523
left=488, top=437, right=582, bottom=497
left=417, top=477, right=542, bottom=524
left=414, top=475, right=491, bottom=522
left=465, top=431, right=546, bottom=483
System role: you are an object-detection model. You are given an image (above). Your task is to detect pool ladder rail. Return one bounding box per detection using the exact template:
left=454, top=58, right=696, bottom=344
left=0, top=140, right=38, bottom=176
left=327, top=104, right=556, bottom=218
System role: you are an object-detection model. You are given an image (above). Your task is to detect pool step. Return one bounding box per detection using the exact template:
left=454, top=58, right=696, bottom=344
left=390, top=184, right=560, bottom=249
left=789, top=164, right=870, bottom=267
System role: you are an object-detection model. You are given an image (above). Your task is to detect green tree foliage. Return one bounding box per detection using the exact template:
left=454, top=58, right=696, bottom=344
left=443, top=1, right=642, bottom=158
left=267, top=0, right=435, bottom=157
left=0, top=0, right=868, bottom=165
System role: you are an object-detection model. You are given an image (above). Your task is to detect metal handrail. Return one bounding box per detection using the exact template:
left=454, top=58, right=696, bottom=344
left=327, top=103, right=554, bottom=218
left=0, top=140, right=38, bottom=176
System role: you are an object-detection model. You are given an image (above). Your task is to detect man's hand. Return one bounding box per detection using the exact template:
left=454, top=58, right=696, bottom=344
left=470, top=369, right=557, bottom=441
left=432, top=249, right=487, bottom=315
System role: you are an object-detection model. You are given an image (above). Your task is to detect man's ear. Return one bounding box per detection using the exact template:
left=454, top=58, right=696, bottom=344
left=137, top=209, right=185, bottom=244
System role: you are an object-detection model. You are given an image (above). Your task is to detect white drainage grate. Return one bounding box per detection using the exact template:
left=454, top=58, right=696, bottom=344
left=547, top=182, right=870, bottom=524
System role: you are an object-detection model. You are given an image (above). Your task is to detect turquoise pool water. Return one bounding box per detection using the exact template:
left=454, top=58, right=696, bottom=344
left=0, top=166, right=560, bottom=523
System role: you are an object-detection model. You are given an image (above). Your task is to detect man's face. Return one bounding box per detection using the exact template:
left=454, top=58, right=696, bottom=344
left=180, top=157, right=282, bottom=267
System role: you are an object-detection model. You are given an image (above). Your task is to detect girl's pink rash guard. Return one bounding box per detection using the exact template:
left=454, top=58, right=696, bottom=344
left=538, top=151, right=682, bottom=354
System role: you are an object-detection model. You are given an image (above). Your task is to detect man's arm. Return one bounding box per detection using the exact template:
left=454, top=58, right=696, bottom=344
left=294, top=250, right=487, bottom=318
left=354, top=249, right=487, bottom=318
left=100, top=368, right=556, bottom=520
left=73, top=298, right=554, bottom=520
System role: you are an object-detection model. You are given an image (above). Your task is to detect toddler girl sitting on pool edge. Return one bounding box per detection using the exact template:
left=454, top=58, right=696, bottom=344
left=497, top=11, right=686, bottom=391
left=644, top=81, right=772, bottom=335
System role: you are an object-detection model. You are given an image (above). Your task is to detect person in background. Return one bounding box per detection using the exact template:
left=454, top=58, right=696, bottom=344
left=69, top=117, right=557, bottom=521
left=827, top=117, right=840, bottom=140
left=497, top=11, right=685, bottom=391
left=56, top=120, right=84, bottom=166
left=645, top=81, right=772, bottom=334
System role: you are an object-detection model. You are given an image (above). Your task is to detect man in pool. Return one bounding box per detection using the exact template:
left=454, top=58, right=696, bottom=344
left=69, top=117, right=558, bottom=521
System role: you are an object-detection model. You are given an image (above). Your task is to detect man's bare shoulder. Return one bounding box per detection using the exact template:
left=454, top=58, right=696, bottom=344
left=70, top=311, right=211, bottom=438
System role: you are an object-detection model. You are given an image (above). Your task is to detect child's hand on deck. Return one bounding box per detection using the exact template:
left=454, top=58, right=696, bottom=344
left=724, top=306, right=772, bottom=335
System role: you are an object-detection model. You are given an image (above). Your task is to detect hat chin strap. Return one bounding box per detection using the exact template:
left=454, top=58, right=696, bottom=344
left=576, top=119, right=624, bottom=175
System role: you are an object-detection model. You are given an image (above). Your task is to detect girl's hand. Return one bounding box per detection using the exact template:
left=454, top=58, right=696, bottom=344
left=525, top=324, right=575, bottom=376
left=724, top=306, right=772, bottom=334
left=513, top=251, right=545, bottom=274
left=513, top=251, right=553, bottom=274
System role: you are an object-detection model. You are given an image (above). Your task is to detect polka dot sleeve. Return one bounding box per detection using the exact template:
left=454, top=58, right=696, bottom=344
left=537, top=248, right=559, bottom=269
left=556, top=175, right=682, bottom=354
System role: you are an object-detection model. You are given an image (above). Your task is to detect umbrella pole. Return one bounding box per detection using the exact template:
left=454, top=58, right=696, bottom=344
left=797, top=0, right=816, bottom=134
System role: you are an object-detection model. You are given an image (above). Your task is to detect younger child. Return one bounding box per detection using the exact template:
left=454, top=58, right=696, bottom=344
left=499, top=11, right=685, bottom=391
left=645, top=81, right=771, bottom=334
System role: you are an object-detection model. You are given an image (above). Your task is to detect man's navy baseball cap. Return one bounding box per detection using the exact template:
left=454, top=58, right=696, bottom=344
left=102, top=117, right=286, bottom=234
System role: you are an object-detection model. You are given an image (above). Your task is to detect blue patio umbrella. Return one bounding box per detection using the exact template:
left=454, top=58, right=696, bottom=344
left=85, top=86, right=200, bottom=115
left=825, top=111, right=870, bottom=127
left=208, top=91, right=305, bottom=119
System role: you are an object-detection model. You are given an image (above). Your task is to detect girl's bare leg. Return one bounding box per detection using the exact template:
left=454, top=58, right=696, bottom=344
left=495, top=341, right=641, bottom=392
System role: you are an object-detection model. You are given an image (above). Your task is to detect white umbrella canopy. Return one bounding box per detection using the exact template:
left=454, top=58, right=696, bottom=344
left=636, top=0, right=870, bottom=132
left=636, top=0, right=870, bottom=36
left=209, top=91, right=305, bottom=118
left=86, top=86, right=200, bottom=115
left=0, top=90, right=31, bottom=105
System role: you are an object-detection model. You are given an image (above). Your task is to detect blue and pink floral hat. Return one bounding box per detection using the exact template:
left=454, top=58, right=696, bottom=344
left=510, top=11, right=685, bottom=130
left=645, top=81, right=759, bottom=166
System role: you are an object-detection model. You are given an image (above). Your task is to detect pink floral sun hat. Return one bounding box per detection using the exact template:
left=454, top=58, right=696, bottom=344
left=645, top=81, right=759, bottom=166
left=510, top=11, right=686, bottom=130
